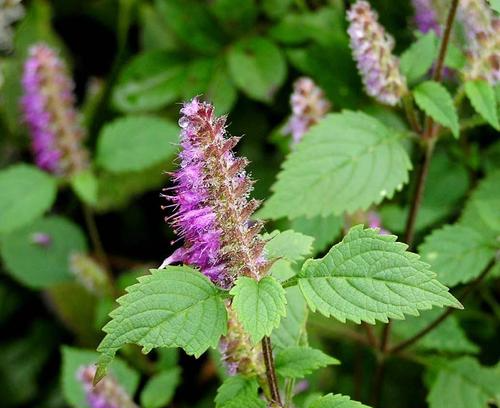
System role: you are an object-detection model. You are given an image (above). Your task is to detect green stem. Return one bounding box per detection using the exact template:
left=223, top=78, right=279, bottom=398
left=82, top=203, right=111, bottom=274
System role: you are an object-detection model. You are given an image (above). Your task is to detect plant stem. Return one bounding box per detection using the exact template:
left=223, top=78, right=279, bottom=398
left=262, top=336, right=283, bottom=407
left=402, top=94, right=421, bottom=134
left=389, top=260, right=496, bottom=354
left=82, top=203, right=111, bottom=273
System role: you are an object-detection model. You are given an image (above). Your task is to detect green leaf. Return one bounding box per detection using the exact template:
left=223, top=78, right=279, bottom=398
left=465, top=80, right=500, bottom=130
left=70, top=170, right=98, bottom=207
left=96, top=116, right=179, bottom=173
left=210, top=0, right=257, bottom=34
left=275, top=346, right=339, bottom=378
left=264, top=230, right=314, bottom=263
left=427, top=357, right=500, bottom=408
left=0, top=164, right=57, bottom=234
left=291, top=214, right=343, bottom=255
left=260, top=112, right=411, bottom=219
left=413, top=81, right=459, bottom=137
left=62, top=346, right=139, bottom=408
left=230, top=276, right=287, bottom=343
left=298, top=226, right=461, bottom=324
left=227, top=36, right=286, bottom=103
left=400, top=32, right=437, bottom=84
left=0, top=216, right=87, bottom=289
left=392, top=309, right=478, bottom=353
left=96, top=267, right=227, bottom=379
left=310, top=394, right=371, bottom=408
left=272, top=287, right=308, bottom=350
left=112, top=51, right=186, bottom=112
left=215, top=376, right=265, bottom=408
left=419, top=224, right=497, bottom=287
left=488, top=0, right=500, bottom=13
left=140, top=368, right=181, bottom=408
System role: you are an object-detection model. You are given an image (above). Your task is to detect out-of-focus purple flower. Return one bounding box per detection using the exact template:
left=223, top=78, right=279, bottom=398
left=219, top=304, right=264, bottom=376
left=411, top=0, right=441, bottom=34
left=458, top=0, right=499, bottom=84
left=284, top=77, right=331, bottom=144
left=161, top=98, right=269, bottom=288
left=70, top=253, right=112, bottom=297
left=21, top=43, right=88, bottom=175
left=77, top=365, right=138, bottom=408
left=346, top=1, right=407, bottom=106
left=30, top=232, right=52, bottom=247
left=367, top=211, right=390, bottom=235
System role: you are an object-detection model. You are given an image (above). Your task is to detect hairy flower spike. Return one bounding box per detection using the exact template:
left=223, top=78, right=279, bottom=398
left=70, top=253, right=112, bottom=297
left=458, top=0, right=499, bottom=84
left=162, top=98, right=269, bottom=287
left=22, top=43, right=88, bottom=175
left=411, top=0, right=441, bottom=34
left=77, top=365, right=138, bottom=408
left=347, top=1, right=407, bottom=105
left=285, top=77, right=331, bottom=144
left=0, top=0, right=24, bottom=51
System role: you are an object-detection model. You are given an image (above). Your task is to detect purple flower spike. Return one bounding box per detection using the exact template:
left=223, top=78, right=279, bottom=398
left=458, top=0, right=500, bottom=84
left=411, top=0, right=441, bottom=35
left=347, top=1, right=407, bottom=105
left=21, top=43, right=88, bottom=176
left=77, top=365, right=138, bottom=408
left=161, top=98, right=269, bottom=288
left=284, top=77, right=331, bottom=144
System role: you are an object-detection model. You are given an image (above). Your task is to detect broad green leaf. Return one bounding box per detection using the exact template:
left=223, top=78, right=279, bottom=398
left=230, top=276, right=287, bottom=343
left=465, top=80, right=499, bottom=130
left=392, top=309, right=478, bottom=353
left=260, top=111, right=411, bottom=219
left=215, top=376, right=265, bottom=408
left=413, top=81, right=459, bottom=137
left=264, top=230, right=314, bottom=263
left=419, top=224, right=497, bottom=286
left=488, top=0, right=500, bottom=13
left=70, top=170, right=98, bottom=207
left=298, top=226, right=461, bottom=324
left=61, top=346, right=139, bottom=408
left=427, top=357, right=500, bottom=408
left=140, top=368, right=181, bottom=408
left=310, top=394, right=371, bottom=408
left=275, top=346, right=339, bottom=378
left=209, top=0, right=257, bottom=34
left=227, top=36, right=286, bottom=103
left=139, top=3, right=178, bottom=51
left=97, top=116, right=178, bottom=173
left=272, top=287, right=308, bottom=350
left=0, top=216, right=87, bottom=289
left=400, top=32, right=437, bottom=84
left=96, top=267, right=227, bottom=379
left=0, top=164, right=57, bottom=234
left=291, top=214, right=343, bottom=254
left=112, top=51, right=186, bottom=112
left=262, top=0, right=293, bottom=20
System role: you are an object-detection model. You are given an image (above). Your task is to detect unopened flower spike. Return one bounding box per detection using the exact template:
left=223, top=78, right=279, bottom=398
left=458, top=0, right=499, bottom=84
left=22, top=43, right=89, bottom=175
left=284, top=77, right=331, bottom=144
left=347, top=0, right=408, bottom=106
left=0, top=0, right=24, bottom=51
left=77, top=365, right=139, bottom=408
left=70, top=253, right=113, bottom=297
left=161, top=97, right=270, bottom=288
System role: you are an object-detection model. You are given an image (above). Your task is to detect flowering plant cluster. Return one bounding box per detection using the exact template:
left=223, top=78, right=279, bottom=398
left=0, top=1, right=499, bottom=408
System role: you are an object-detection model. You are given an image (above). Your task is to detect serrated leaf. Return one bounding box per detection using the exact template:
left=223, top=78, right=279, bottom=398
left=227, top=36, right=286, bottom=102
left=291, top=214, right=343, bottom=255
left=260, top=111, right=411, bottom=220
left=465, top=80, right=499, bottom=130
left=140, top=368, right=180, bottom=408
left=0, top=164, right=57, bottom=234
left=215, top=376, right=265, bottom=408
left=392, top=308, right=478, bottom=353
left=298, top=226, right=461, bottom=324
left=96, top=267, right=227, bottom=378
left=419, top=224, right=497, bottom=287
left=264, top=230, right=314, bottom=263
left=400, top=32, right=437, bottom=84
left=112, top=51, right=186, bottom=112
left=62, top=346, right=139, bottom=408
left=97, top=116, right=178, bottom=173
left=310, top=394, right=371, bottom=408
left=272, top=287, right=308, bottom=349
left=414, top=81, right=459, bottom=137
left=275, top=346, right=339, bottom=378
left=230, top=276, right=286, bottom=343
left=427, top=357, right=500, bottom=408
left=0, top=216, right=87, bottom=289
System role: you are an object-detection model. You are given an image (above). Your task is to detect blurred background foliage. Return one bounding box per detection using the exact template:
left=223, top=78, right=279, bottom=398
left=0, top=1, right=499, bottom=407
